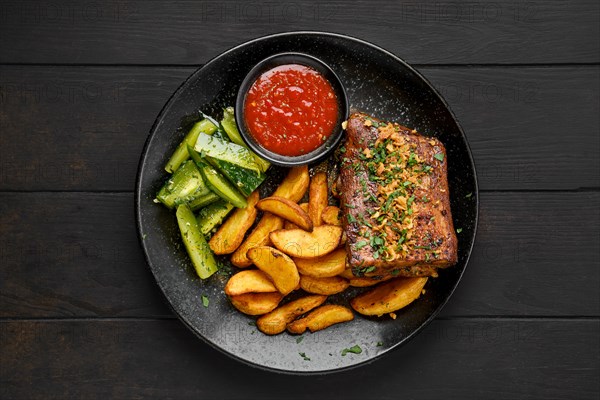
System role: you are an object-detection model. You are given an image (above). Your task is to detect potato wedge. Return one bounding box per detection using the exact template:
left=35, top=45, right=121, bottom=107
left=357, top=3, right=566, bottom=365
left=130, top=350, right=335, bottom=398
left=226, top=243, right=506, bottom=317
left=270, top=225, right=342, bottom=259
left=300, top=275, right=349, bottom=295
left=339, top=231, right=347, bottom=246
left=209, top=191, right=259, bottom=254
left=338, top=267, right=355, bottom=280
left=294, top=248, right=347, bottom=278
left=231, top=213, right=284, bottom=268
left=257, top=196, right=313, bottom=232
left=224, top=269, right=277, bottom=296
left=348, top=275, right=395, bottom=287
left=229, top=292, right=283, bottom=315
left=256, top=295, right=327, bottom=335
left=287, top=305, right=354, bottom=334
left=272, top=165, right=309, bottom=203
left=350, top=277, right=428, bottom=316
left=308, top=172, right=328, bottom=227
left=246, top=246, right=300, bottom=296
left=284, top=203, right=308, bottom=230
left=321, top=205, right=342, bottom=226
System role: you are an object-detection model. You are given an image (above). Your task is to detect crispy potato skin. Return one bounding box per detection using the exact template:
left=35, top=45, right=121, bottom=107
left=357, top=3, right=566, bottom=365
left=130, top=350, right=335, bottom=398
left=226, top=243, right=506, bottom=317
left=294, top=248, right=347, bottom=278
left=300, top=275, right=349, bottom=295
left=350, top=277, right=428, bottom=316
left=209, top=191, right=259, bottom=255
left=257, top=196, right=313, bottom=232
left=272, top=165, right=310, bottom=203
left=321, top=205, right=342, bottom=226
left=256, top=295, right=327, bottom=335
left=284, top=203, right=308, bottom=230
left=308, top=172, right=328, bottom=227
left=338, top=267, right=355, bottom=280
left=247, top=246, right=300, bottom=296
left=229, top=292, right=283, bottom=315
left=269, top=226, right=342, bottom=259
left=224, top=269, right=277, bottom=296
left=287, top=305, right=354, bottom=334
left=231, top=213, right=284, bottom=268
left=348, top=275, right=395, bottom=287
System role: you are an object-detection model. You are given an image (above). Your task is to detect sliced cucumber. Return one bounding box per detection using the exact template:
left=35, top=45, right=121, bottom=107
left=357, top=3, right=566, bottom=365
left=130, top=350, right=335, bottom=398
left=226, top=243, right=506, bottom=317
left=165, top=119, right=217, bottom=173
left=194, top=132, right=262, bottom=174
left=187, top=145, right=247, bottom=208
left=176, top=204, right=218, bottom=279
left=207, top=156, right=265, bottom=197
left=188, top=191, right=220, bottom=212
left=196, top=200, right=235, bottom=237
left=156, top=160, right=210, bottom=209
left=198, top=161, right=248, bottom=208
left=221, top=107, right=270, bottom=172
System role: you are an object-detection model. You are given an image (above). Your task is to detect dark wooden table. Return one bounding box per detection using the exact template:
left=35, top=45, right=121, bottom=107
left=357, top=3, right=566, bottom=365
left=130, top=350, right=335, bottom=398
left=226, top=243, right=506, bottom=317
left=1, top=1, right=599, bottom=399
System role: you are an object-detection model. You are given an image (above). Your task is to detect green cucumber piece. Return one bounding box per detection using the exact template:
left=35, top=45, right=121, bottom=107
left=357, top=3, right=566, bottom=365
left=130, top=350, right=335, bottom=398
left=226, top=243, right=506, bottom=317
left=165, top=119, right=217, bottom=173
left=156, top=160, right=210, bottom=209
left=188, top=191, right=220, bottom=212
left=187, top=145, right=248, bottom=208
left=206, top=156, right=265, bottom=197
left=175, top=204, right=218, bottom=279
left=221, top=107, right=270, bottom=172
left=198, top=162, right=248, bottom=208
left=194, top=132, right=261, bottom=174
left=196, top=200, right=235, bottom=237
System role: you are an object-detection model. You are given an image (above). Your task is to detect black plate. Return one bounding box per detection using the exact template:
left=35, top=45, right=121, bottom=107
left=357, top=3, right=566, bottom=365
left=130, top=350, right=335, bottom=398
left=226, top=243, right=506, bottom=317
left=135, top=32, right=478, bottom=374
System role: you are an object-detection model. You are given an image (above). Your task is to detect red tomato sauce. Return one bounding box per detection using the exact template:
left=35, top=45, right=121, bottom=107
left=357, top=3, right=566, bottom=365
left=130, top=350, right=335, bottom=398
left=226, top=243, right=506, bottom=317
left=244, top=64, right=339, bottom=157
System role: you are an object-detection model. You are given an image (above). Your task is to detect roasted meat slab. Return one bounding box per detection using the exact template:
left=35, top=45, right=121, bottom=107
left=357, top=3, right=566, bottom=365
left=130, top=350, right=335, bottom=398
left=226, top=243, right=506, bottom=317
left=339, top=113, right=457, bottom=278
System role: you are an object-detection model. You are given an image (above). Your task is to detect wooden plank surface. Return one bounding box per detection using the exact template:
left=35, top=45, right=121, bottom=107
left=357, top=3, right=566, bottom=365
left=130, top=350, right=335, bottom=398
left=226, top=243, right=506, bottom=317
left=1, top=191, right=598, bottom=318
left=1, top=0, right=598, bottom=65
left=1, top=66, right=598, bottom=191
left=1, top=318, right=598, bottom=399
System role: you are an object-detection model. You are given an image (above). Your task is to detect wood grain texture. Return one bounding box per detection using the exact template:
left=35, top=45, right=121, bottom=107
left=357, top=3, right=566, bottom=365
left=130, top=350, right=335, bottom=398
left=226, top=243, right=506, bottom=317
left=1, top=192, right=598, bottom=318
left=1, top=66, right=598, bottom=191
left=1, top=319, right=598, bottom=399
left=0, top=0, right=598, bottom=65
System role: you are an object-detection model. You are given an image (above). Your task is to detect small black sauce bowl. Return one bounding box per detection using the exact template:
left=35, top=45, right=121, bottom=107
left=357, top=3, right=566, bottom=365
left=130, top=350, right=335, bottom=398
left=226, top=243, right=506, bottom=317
left=235, top=52, right=349, bottom=167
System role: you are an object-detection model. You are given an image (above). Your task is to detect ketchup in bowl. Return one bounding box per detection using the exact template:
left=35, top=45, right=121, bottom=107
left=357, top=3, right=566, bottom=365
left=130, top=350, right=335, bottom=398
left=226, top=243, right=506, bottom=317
left=243, top=64, right=339, bottom=157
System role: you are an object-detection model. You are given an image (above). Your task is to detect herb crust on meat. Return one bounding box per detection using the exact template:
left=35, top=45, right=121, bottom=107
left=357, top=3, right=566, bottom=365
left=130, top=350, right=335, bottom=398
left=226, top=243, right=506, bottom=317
left=339, top=113, right=458, bottom=279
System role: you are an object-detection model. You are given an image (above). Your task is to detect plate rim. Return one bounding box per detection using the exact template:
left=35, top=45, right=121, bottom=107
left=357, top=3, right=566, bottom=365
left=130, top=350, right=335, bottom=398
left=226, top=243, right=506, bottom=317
left=134, top=30, right=480, bottom=375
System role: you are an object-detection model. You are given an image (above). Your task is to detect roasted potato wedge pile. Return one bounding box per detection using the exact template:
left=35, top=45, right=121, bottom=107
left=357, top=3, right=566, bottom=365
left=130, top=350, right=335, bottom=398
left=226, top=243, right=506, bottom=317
left=220, top=164, right=428, bottom=335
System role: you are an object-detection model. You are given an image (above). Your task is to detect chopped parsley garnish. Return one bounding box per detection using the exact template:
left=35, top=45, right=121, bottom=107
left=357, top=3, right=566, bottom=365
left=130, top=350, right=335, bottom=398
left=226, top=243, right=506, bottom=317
left=376, top=341, right=384, bottom=347
left=299, top=352, right=311, bottom=361
left=465, top=192, right=473, bottom=198
left=456, top=228, right=463, bottom=233
left=354, top=240, right=368, bottom=249
left=434, top=152, right=445, bottom=162
left=407, top=152, right=418, bottom=167
left=201, top=295, right=209, bottom=308
left=420, top=164, right=433, bottom=173
left=296, top=336, right=304, bottom=344
left=341, top=345, right=363, bottom=356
